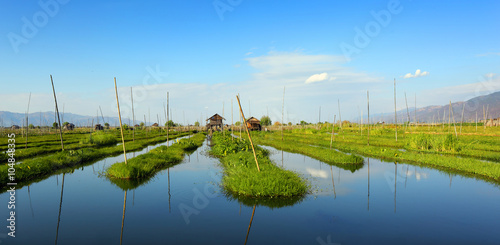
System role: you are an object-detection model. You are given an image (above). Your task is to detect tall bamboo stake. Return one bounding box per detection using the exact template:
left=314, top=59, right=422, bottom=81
left=367, top=91, right=370, bottom=146
left=231, top=98, right=233, bottom=141
left=144, top=115, right=148, bottom=141
left=25, top=92, right=31, bottom=149
left=236, top=95, right=260, bottom=172
left=282, top=86, right=285, bottom=141
left=394, top=79, right=397, bottom=141
left=50, top=75, right=64, bottom=151
left=338, top=99, right=342, bottom=129
left=475, top=111, right=478, bottom=132
left=99, top=106, right=106, bottom=125
left=405, top=92, right=410, bottom=129
left=460, top=103, right=465, bottom=134
left=330, top=115, right=336, bottom=149
left=130, top=87, right=135, bottom=142
left=414, top=93, right=417, bottom=129
left=114, top=77, right=127, bottom=164
left=450, top=101, right=458, bottom=138
left=167, top=92, right=169, bottom=146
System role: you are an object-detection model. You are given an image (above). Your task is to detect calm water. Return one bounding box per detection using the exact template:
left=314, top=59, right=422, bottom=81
left=1, top=137, right=499, bottom=244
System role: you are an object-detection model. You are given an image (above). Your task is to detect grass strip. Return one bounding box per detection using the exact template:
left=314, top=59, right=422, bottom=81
left=273, top=131, right=500, bottom=183
left=210, top=132, right=308, bottom=198
left=0, top=131, right=193, bottom=188
left=106, top=133, right=206, bottom=179
left=252, top=132, right=364, bottom=172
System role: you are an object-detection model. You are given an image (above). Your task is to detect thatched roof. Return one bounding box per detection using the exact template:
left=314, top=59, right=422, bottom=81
left=206, top=114, right=225, bottom=121
left=246, top=117, right=260, bottom=123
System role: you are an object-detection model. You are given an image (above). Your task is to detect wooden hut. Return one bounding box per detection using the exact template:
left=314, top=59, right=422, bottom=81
left=94, top=124, right=104, bottom=130
left=64, top=123, right=75, bottom=130
left=11, top=125, right=20, bottom=130
left=206, top=114, right=225, bottom=131
left=151, top=123, right=159, bottom=127
left=246, top=117, right=261, bottom=131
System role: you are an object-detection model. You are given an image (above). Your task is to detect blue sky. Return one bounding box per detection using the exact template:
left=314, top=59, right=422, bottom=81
left=1, top=0, right=499, bottom=124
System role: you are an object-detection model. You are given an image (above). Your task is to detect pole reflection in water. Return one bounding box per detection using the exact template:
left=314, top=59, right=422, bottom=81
left=330, top=166, right=336, bottom=199
left=168, top=168, right=171, bottom=213
left=28, top=185, right=34, bottom=217
left=367, top=158, right=370, bottom=211
left=244, top=204, right=257, bottom=245
left=405, top=165, right=409, bottom=188
left=394, top=163, right=397, bottom=213
left=55, top=173, right=65, bottom=245
left=120, top=190, right=127, bottom=245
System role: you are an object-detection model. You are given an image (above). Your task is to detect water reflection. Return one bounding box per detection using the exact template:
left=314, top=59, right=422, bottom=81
left=120, top=190, right=127, bottom=245
left=244, top=204, right=256, bottom=245
left=54, top=173, right=65, bottom=245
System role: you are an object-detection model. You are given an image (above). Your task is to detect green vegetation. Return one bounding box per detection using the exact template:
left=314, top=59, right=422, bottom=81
left=252, top=132, right=364, bottom=172
left=106, top=133, right=206, bottom=179
left=210, top=133, right=308, bottom=198
left=80, top=131, right=118, bottom=146
left=0, top=131, right=194, bottom=188
left=260, top=116, right=272, bottom=126
left=259, top=127, right=500, bottom=183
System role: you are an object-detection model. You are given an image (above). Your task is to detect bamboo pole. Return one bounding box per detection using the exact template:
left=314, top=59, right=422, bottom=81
left=50, top=75, right=64, bottom=151
left=330, top=115, right=336, bottom=149
left=450, top=101, right=458, bottom=138
left=405, top=92, right=410, bottom=130
left=394, top=79, right=397, bottom=141
left=114, top=77, right=127, bottom=164
left=475, top=111, right=478, bottom=132
left=25, top=92, right=31, bottom=149
left=99, top=106, right=106, bottom=125
left=338, top=99, right=342, bottom=129
left=131, top=87, right=135, bottom=142
left=236, top=95, right=260, bottom=172
left=282, top=86, right=285, bottom=142
left=167, top=92, right=169, bottom=146
left=231, top=98, right=233, bottom=141
left=144, top=115, right=148, bottom=141
left=414, top=93, right=417, bottom=129
left=460, top=103, right=465, bottom=135
left=367, top=91, right=370, bottom=146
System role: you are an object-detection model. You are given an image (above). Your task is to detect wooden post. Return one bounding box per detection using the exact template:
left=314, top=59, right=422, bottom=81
left=144, top=115, right=148, bottom=141
left=120, top=190, right=127, bottom=245
left=131, top=87, right=135, bottom=142
left=231, top=98, right=233, bottom=141
left=405, top=92, right=410, bottom=130
left=282, top=86, right=285, bottom=141
left=330, top=115, right=336, bottom=149
left=367, top=91, right=370, bottom=146
left=338, top=99, right=342, bottom=129
left=114, top=77, right=127, bottom=164
left=99, top=106, right=106, bottom=125
left=394, top=79, right=397, bottom=141
left=475, top=111, right=477, bottom=132
left=450, top=101, right=458, bottom=138
left=50, top=75, right=64, bottom=151
left=167, top=92, right=169, bottom=146
left=25, top=92, right=31, bottom=149
left=460, top=103, right=465, bottom=135
left=236, top=95, right=260, bottom=172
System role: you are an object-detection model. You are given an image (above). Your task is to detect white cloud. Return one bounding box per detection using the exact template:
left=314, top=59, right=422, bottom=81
left=403, top=69, right=429, bottom=79
left=245, top=52, right=253, bottom=56
left=485, top=73, right=496, bottom=78
left=305, top=72, right=329, bottom=84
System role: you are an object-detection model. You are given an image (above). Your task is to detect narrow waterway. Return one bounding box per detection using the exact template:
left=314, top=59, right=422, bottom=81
left=0, top=138, right=499, bottom=244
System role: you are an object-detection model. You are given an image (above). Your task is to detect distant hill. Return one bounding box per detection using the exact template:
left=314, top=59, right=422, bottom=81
left=0, top=111, right=139, bottom=127
left=374, top=91, right=500, bottom=123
